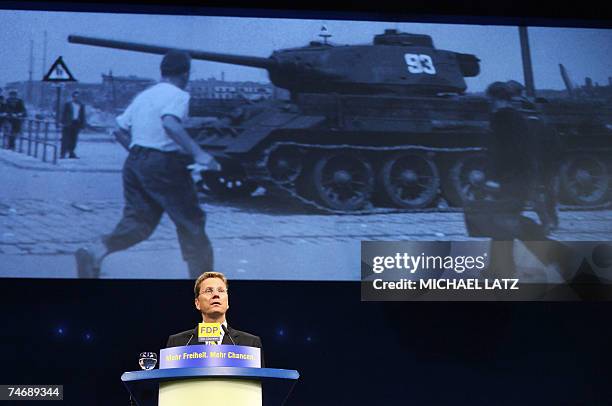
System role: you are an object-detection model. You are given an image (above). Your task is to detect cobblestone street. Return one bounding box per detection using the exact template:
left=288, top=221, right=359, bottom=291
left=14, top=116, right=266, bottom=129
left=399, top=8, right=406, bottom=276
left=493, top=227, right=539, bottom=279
left=1, top=138, right=610, bottom=280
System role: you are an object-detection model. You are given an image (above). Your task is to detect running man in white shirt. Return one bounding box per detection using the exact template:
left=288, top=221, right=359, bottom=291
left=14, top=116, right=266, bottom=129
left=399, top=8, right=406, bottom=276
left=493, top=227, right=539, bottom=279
left=76, top=50, right=216, bottom=278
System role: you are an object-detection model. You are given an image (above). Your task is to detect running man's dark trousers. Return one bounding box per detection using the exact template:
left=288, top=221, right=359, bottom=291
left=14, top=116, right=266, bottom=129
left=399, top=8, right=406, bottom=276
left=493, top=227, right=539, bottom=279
left=102, top=146, right=213, bottom=276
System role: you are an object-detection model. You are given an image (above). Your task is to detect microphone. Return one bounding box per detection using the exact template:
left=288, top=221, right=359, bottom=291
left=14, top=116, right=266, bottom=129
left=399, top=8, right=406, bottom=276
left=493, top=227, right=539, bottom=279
left=186, top=333, right=194, bottom=346
left=221, top=324, right=236, bottom=345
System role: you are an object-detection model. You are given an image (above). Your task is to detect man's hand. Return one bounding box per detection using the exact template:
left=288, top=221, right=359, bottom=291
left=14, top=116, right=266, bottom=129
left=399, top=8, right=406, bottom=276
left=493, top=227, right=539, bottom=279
left=194, top=150, right=219, bottom=170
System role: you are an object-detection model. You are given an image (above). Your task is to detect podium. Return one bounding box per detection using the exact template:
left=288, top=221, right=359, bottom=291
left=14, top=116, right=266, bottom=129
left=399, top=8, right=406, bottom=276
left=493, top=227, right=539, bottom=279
left=122, top=367, right=299, bottom=406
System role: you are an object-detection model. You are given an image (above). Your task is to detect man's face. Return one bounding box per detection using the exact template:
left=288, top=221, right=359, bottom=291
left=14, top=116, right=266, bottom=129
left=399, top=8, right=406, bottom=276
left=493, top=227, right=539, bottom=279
left=194, top=277, right=229, bottom=321
left=72, top=92, right=79, bottom=101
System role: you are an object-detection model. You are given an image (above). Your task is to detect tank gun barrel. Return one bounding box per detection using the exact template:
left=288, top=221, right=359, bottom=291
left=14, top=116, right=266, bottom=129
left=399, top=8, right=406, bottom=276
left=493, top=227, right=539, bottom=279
left=68, top=35, right=276, bottom=70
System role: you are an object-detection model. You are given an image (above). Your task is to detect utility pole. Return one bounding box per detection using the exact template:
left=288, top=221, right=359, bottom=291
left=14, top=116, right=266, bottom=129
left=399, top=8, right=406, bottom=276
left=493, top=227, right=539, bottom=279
left=40, top=31, right=48, bottom=108
left=559, top=64, right=574, bottom=98
left=28, top=39, right=34, bottom=104
left=110, top=70, right=117, bottom=111
left=518, top=26, right=536, bottom=98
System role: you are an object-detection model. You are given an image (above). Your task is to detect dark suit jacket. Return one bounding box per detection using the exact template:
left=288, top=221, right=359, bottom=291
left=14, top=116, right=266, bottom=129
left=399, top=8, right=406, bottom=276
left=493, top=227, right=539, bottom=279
left=4, top=97, right=26, bottom=116
left=62, top=101, right=86, bottom=128
left=4, top=97, right=27, bottom=132
left=166, top=325, right=264, bottom=367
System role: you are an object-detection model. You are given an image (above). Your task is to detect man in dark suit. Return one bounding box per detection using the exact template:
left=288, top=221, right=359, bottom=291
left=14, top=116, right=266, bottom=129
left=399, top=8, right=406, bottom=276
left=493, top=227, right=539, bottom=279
left=4, top=90, right=27, bottom=150
left=166, top=271, right=264, bottom=367
left=61, top=90, right=86, bottom=159
left=0, top=90, right=6, bottom=144
left=463, top=81, right=571, bottom=280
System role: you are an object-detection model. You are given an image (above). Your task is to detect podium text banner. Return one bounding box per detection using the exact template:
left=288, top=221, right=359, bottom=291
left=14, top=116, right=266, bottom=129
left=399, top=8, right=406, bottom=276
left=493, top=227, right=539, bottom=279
left=160, top=345, right=261, bottom=368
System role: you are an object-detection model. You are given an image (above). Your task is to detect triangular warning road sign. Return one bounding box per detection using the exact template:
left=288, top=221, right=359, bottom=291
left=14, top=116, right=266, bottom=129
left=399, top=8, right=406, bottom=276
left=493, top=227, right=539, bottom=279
left=43, top=56, right=76, bottom=82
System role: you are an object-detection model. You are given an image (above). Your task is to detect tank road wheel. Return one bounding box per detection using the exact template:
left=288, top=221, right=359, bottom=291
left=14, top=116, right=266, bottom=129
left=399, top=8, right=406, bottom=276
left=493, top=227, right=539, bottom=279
left=200, top=171, right=258, bottom=198
left=560, top=155, right=610, bottom=205
left=267, top=147, right=303, bottom=184
left=379, top=153, right=440, bottom=209
left=445, top=154, right=491, bottom=207
left=311, top=153, right=374, bottom=211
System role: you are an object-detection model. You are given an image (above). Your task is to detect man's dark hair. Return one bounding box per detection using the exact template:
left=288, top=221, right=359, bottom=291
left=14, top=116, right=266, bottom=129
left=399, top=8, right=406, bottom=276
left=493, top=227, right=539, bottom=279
left=505, top=80, right=525, bottom=97
left=72, top=90, right=80, bottom=97
left=485, top=81, right=512, bottom=101
left=161, top=50, right=191, bottom=77
left=194, top=272, right=228, bottom=298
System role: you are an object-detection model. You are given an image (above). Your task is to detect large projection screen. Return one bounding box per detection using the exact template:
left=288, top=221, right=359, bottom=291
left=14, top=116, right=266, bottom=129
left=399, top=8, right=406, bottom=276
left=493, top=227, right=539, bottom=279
left=1, top=7, right=611, bottom=280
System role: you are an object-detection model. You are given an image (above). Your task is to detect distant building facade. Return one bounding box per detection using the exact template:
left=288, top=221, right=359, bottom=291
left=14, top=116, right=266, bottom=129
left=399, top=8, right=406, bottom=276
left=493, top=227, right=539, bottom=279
left=4, top=75, right=286, bottom=118
left=101, top=72, right=155, bottom=111
left=186, top=77, right=280, bottom=117
left=188, top=78, right=275, bottom=100
left=537, top=76, right=612, bottom=100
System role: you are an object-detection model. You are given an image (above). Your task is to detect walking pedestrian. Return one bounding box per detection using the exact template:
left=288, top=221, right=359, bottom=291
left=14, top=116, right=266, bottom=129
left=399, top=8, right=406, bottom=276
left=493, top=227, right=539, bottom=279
left=60, top=90, right=86, bottom=159
left=0, top=89, right=7, bottom=146
left=463, top=81, right=570, bottom=281
left=4, top=90, right=27, bottom=150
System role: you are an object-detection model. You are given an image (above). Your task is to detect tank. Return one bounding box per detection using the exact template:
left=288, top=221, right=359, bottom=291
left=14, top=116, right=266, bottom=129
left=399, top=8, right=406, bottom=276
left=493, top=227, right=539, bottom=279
left=68, top=31, right=612, bottom=212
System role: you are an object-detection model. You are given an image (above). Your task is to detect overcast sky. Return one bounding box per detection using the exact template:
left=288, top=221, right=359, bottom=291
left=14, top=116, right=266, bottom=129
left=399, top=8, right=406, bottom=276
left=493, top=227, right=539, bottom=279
left=1, top=9, right=611, bottom=92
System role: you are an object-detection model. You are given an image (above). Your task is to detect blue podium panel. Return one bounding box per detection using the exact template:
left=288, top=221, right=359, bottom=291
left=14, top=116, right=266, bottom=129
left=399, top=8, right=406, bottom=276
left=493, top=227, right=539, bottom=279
left=122, top=367, right=299, bottom=406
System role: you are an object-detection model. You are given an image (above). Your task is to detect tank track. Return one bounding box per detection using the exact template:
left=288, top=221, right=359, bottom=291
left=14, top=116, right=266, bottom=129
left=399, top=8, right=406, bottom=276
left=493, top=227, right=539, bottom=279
left=239, top=141, right=612, bottom=214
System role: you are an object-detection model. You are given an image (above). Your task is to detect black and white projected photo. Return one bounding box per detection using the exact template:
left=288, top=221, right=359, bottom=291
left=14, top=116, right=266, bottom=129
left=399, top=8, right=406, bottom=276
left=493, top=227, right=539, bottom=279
left=1, top=9, right=611, bottom=280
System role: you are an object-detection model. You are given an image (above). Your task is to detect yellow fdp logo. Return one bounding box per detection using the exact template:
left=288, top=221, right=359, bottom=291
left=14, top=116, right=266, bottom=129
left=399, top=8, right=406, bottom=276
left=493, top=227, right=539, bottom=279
left=198, top=322, right=221, bottom=342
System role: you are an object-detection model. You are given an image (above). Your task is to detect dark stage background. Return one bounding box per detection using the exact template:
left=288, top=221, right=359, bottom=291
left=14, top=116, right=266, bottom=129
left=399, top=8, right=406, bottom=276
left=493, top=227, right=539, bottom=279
left=12, top=0, right=612, bottom=25
left=2, top=278, right=612, bottom=404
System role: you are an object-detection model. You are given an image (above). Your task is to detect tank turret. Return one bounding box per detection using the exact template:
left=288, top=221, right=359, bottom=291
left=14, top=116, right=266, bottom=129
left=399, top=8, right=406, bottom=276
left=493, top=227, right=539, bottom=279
left=69, top=31, right=479, bottom=96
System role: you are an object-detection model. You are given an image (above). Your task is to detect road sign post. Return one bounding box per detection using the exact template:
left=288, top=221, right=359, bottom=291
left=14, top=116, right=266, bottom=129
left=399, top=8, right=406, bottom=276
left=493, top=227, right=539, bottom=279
left=43, top=56, right=76, bottom=126
left=55, top=84, right=63, bottom=127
